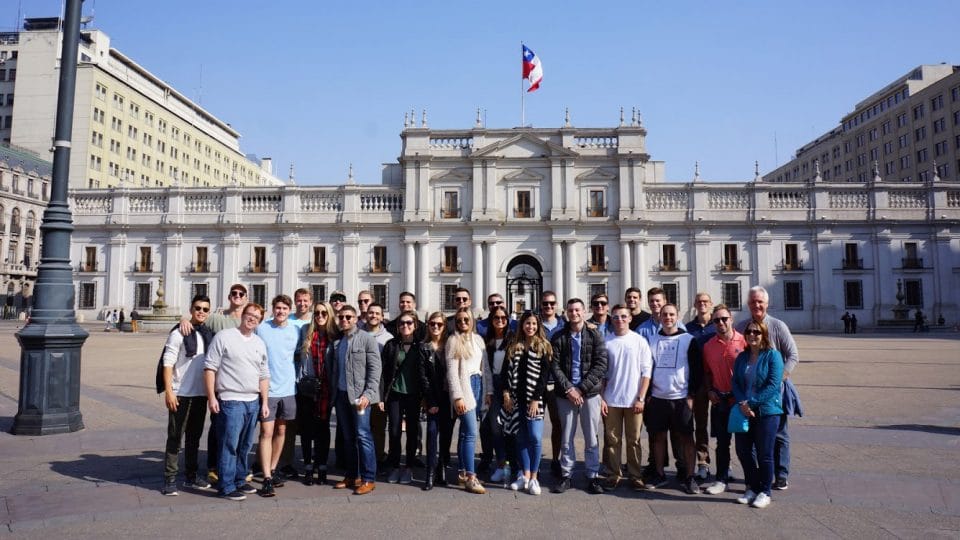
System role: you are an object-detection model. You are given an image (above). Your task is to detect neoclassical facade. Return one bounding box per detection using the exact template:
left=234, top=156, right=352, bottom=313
left=68, top=119, right=960, bottom=330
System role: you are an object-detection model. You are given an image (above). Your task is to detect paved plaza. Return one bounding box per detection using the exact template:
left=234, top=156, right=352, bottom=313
left=0, top=321, right=958, bottom=538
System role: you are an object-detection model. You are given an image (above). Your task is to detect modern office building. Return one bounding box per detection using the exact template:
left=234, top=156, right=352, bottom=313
left=0, top=143, right=50, bottom=316
left=0, top=17, right=284, bottom=190
left=766, top=64, right=959, bottom=185
left=68, top=109, right=960, bottom=330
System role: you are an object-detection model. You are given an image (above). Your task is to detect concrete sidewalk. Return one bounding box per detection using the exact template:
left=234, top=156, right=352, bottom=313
left=0, top=323, right=958, bottom=538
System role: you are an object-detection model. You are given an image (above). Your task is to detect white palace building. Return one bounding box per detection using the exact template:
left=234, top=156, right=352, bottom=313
left=67, top=108, right=960, bottom=331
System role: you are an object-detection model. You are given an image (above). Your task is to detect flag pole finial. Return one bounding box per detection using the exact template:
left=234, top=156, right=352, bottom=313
left=619, top=107, right=625, bottom=127
left=564, top=107, right=571, bottom=127
left=475, top=107, right=482, bottom=128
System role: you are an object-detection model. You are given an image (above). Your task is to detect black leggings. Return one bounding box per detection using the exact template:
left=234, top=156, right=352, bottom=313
left=387, top=392, right=421, bottom=468
left=299, top=394, right=332, bottom=468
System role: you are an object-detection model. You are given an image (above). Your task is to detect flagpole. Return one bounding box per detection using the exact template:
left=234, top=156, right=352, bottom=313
left=520, top=42, right=525, bottom=127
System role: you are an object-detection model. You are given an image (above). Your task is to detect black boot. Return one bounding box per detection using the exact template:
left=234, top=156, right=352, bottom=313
left=303, top=465, right=314, bottom=486
left=423, top=467, right=435, bottom=491
left=435, top=464, right=448, bottom=487
left=317, top=466, right=327, bottom=485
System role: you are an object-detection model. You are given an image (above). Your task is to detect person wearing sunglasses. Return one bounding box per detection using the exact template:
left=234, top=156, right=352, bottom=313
left=476, top=293, right=518, bottom=336
left=421, top=311, right=452, bottom=490
left=356, top=290, right=373, bottom=329
left=444, top=287, right=473, bottom=335
left=330, top=305, right=382, bottom=495
left=684, top=292, right=716, bottom=484
left=538, top=290, right=566, bottom=478
left=445, top=307, right=493, bottom=494
left=480, top=305, right=515, bottom=484
left=160, top=294, right=215, bottom=496
left=380, top=311, right=426, bottom=485
left=732, top=320, right=784, bottom=509
left=586, top=292, right=612, bottom=338
left=365, top=302, right=394, bottom=470
left=701, top=304, right=746, bottom=495
left=296, top=302, right=338, bottom=485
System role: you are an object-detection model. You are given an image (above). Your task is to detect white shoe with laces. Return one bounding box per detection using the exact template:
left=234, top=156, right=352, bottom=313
left=491, top=464, right=511, bottom=484
left=509, top=474, right=528, bottom=492
left=737, top=489, right=757, bottom=505
left=705, top=481, right=727, bottom=495
left=751, top=492, right=771, bottom=508
left=527, top=478, right=541, bottom=496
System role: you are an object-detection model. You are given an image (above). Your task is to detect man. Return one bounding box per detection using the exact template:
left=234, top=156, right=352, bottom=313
left=291, top=288, right=314, bottom=325
left=587, top=292, right=612, bottom=338
left=624, top=287, right=651, bottom=331
left=445, top=287, right=472, bottom=334
left=254, top=295, right=301, bottom=497
left=684, top=291, right=715, bottom=481
left=365, top=302, right=394, bottom=468
left=161, top=294, right=215, bottom=496
left=385, top=291, right=423, bottom=339
left=331, top=305, right=382, bottom=495
left=550, top=298, right=608, bottom=494
left=636, top=287, right=686, bottom=341
left=204, top=303, right=270, bottom=501
left=356, top=290, right=374, bottom=329
left=841, top=311, right=852, bottom=334
left=736, top=286, right=800, bottom=491
left=275, top=288, right=313, bottom=481
left=539, top=290, right=565, bottom=477
left=476, top=292, right=518, bottom=335
left=599, top=304, right=652, bottom=491
left=329, top=291, right=347, bottom=314
left=701, top=303, right=746, bottom=495
left=644, top=304, right=703, bottom=494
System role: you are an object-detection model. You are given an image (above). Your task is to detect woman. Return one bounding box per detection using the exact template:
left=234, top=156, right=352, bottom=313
left=481, top=305, right=514, bottom=484
left=422, top=311, right=453, bottom=490
left=732, top=320, right=784, bottom=509
left=445, top=307, right=493, bottom=494
left=500, top=311, right=550, bottom=495
left=380, top=311, right=427, bottom=485
left=298, top=301, right=338, bottom=485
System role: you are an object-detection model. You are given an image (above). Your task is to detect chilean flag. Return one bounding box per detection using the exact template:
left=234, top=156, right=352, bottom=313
left=522, top=44, right=543, bottom=92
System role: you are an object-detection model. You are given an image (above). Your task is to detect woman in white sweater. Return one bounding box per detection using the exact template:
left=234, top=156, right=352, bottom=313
left=445, top=307, right=493, bottom=494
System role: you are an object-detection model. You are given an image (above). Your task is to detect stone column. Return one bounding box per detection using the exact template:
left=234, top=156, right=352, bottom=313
left=279, top=233, right=299, bottom=299
left=620, top=240, right=632, bottom=292
left=486, top=241, right=497, bottom=299
left=635, top=240, right=647, bottom=295
left=405, top=241, right=416, bottom=294
left=106, top=233, right=127, bottom=309
left=472, top=241, right=484, bottom=300
left=220, top=232, right=240, bottom=306
left=342, top=232, right=359, bottom=299
left=418, top=241, right=431, bottom=310
left=552, top=241, right=564, bottom=302
left=565, top=240, right=577, bottom=301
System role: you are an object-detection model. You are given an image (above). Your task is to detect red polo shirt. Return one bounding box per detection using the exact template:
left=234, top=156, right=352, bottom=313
left=703, top=331, right=746, bottom=394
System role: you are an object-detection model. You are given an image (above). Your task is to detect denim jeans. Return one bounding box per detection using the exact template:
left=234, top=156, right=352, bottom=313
left=334, top=391, right=377, bottom=482
left=516, top=415, right=544, bottom=474
left=775, top=412, right=790, bottom=480
left=216, top=399, right=259, bottom=495
left=735, top=414, right=779, bottom=495
left=164, top=395, right=208, bottom=482
left=457, top=374, right=482, bottom=474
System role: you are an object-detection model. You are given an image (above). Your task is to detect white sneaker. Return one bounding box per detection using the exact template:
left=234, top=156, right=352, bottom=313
left=491, top=464, right=511, bottom=483
left=737, top=489, right=757, bottom=505
left=751, top=492, right=771, bottom=508
left=527, top=478, right=541, bottom=496
left=705, top=481, right=727, bottom=495
left=509, top=474, right=528, bottom=491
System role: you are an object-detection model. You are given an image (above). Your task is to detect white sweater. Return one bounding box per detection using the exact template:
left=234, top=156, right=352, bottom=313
left=445, top=334, right=493, bottom=414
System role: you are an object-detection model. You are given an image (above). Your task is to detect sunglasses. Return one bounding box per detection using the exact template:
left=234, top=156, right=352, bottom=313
left=712, top=316, right=731, bottom=325
left=542, top=301, right=556, bottom=307
left=744, top=329, right=762, bottom=336
left=399, top=320, right=415, bottom=327
left=454, top=297, right=470, bottom=303
left=489, top=300, right=504, bottom=306
left=229, top=291, right=246, bottom=298
left=192, top=306, right=210, bottom=313
left=338, top=315, right=354, bottom=321
left=493, top=316, right=508, bottom=321
left=456, top=318, right=471, bottom=324
left=359, top=298, right=371, bottom=304
left=428, top=321, right=444, bottom=329
left=591, top=301, right=608, bottom=307
left=314, top=311, right=327, bottom=317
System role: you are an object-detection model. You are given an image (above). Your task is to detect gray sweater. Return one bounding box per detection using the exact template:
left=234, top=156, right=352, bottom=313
left=735, top=314, right=799, bottom=374
left=204, top=327, right=269, bottom=401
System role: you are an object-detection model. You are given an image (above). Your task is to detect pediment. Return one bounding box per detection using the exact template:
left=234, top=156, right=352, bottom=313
left=575, top=168, right=617, bottom=182
left=501, top=168, right=545, bottom=183
left=472, top=133, right=579, bottom=159
left=430, top=168, right=472, bottom=183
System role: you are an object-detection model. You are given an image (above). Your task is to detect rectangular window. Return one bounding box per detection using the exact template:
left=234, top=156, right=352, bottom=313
left=661, top=244, right=677, bottom=271
left=933, top=117, right=946, bottom=133
left=662, top=283, right=678, bottom=306
left=195, top=246, right=208, bottom=272
left=916, top=148, right=928, bottom=163
left=915, top=126, right=926, bottom=142
left=898, top=134, right=909, bottom=148
left=443, top=245, right=459, bottom=272
left=589, top=283, right=607, bottom=301
left=904, top=279, right=923, bottom=307
left=253, top=246, right=267, bottom=273
left=843, top=243, right=861, bottom=269
left=192, top=282, right=208, bottom=299
left=903, top=242, right=921, bottom=269
left=251, top=284, right=266, bottom=308
left=138, top=246, right=152, bottom=272
left=784, top=243, right=800, bottom=270
left=589, top=244, right=605, bottom=271
left=931, top=94, right=943, bottom=111
left=722, top=282, right=741, bottom=310
left=442, top=191, right=460, bottom=218
left=372, top=246, right=387, bottom=273
left=722, top=244, right=740, bottom=271
left=372, top=284, right=388, bottom=311
left=588, top=190, right=605, bottom=217
left=135, top=282, right=152, bottom=309
left=913, top=104, right=924, bottom=120
left=442, top=284, right=458, bottom=311
left=312, top=246, right=327, bottom=272
left=79, top=282, right=97, bottom=309
left=784, top=281, right=803, bottom=310
left=883, top=141, right=893, bottom=155
left=844, top=280, right=863, bottom=309
left=311, top=284, right=327, bottom=304
left=897, top=113, right=908, bottom=128
left=83, top=246, right=97, bottom=272
left=514, top=190, right=533, bottom=218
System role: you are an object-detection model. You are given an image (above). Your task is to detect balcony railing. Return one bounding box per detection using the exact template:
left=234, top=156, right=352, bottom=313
left=658, top=260, right=679, bottom=272
left=586, top=206, right=607, bottom=218
left=719, top=259, right=742, bottom=272
left=441, top=207, right=461, bottom=219
left=304, top=262, right=329, bottom=273
left=440, top=262, right=462, bottom=273
left=513, top=207, right=535, bottom=218
left=369, top=262, right=391, bottom=273
left=134, top=262, right=154, bottom=273
left=902, top=257, right=923, bottom=269
left=779, top=259, right=804, bottom=271
left=842, top=258, right=864, bottom=270
left=588, top=262, right=607, bottom=272
left=249, top=262, right=269, bottom=273
left=189, top=261, right=211, bottom=273
left=78, top=262, right=98, bottom=272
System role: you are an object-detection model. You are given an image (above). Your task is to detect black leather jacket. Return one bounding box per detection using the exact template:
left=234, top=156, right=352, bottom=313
left=380, top=337, right=430, bottom=402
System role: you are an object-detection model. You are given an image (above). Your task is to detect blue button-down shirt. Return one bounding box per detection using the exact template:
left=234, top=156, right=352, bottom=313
left=570, top=330, right=583, bottom=386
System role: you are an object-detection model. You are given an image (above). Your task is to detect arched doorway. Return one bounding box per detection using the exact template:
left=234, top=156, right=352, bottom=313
left=506, top=255, right=543, bottom=317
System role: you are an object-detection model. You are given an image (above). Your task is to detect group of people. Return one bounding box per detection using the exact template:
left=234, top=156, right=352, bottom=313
left=159, top=282, right=801, bottom=509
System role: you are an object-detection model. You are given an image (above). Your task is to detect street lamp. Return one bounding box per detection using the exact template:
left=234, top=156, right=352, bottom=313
left=12, top=0, right=88, bottom=435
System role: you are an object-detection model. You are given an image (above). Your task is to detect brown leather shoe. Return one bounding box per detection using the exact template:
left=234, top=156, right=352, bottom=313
left=353, top=481, right=376, bottom=495
left=334, top=477, right=359, bottom=489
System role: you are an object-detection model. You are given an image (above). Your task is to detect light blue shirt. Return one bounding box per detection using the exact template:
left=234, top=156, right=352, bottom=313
left=543, top=317, right=566, bottom=340
left=570, top=330, right=583, bottom=386
left=256, top=319, right=300, bottom=398
left=636, top=317, right=686, bottom=343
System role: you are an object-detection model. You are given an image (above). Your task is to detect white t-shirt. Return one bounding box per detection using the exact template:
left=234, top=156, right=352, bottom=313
left=648, top=332, right=695, bottom=400
left=602, top=331, right=653, bottom=407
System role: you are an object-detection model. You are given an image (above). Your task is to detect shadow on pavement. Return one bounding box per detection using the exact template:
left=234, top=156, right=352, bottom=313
left=49, top=450, right=166, bottom=486
left=873, top=424, right=960, bottom=436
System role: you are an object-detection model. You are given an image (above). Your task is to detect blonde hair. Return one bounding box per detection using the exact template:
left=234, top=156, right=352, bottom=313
left=446, top=307, right=479, bottom=361
left=301, top=301, right=336, bottom=358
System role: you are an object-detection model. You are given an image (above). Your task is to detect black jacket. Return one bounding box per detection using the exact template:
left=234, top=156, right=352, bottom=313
left=380, top=337, right=429, bottom=402
left=422, top=342, right=448, bottom=409
left=550, top=324, right=608, bottom=398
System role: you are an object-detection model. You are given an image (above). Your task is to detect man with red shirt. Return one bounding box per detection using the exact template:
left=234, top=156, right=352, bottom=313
left=701, top=304, right=746, bottom=495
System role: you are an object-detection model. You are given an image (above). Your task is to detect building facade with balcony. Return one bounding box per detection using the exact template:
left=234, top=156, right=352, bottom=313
left=0, top=143, right=50, bottom=317
left=68, top=115, right=960, bottom=330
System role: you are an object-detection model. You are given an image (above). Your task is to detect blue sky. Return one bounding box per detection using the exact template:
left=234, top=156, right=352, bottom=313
left=7, top=1, right=959, bottom=185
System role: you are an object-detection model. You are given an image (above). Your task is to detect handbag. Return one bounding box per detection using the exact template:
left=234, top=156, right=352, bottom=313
left=727, top=404, right=750, bottom=433
left=297, top=376, right=322, bottom=399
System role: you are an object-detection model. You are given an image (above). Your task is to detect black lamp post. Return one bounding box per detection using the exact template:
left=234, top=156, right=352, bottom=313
left=12, top=0, right=88, bottom=435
